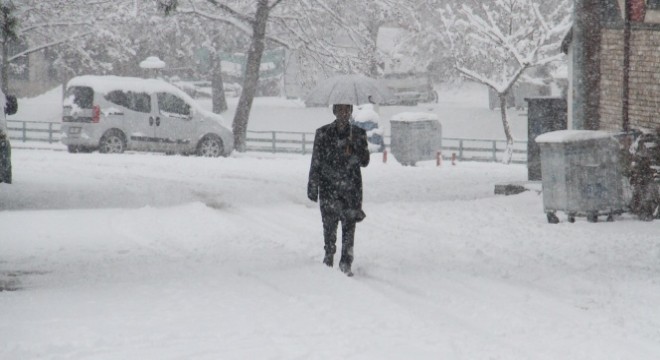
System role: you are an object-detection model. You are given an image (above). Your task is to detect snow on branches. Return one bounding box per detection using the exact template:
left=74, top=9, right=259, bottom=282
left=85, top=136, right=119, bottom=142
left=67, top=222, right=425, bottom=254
left=454, top=0, right=571, bottom=94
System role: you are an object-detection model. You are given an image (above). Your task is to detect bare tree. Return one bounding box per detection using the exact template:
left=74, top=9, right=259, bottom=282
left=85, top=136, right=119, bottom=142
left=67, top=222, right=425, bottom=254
left=450, top=0, right=570, bottom=163
left=159, top=0, right=376, bottom=152
left=0, top=0, right=99, bottom=92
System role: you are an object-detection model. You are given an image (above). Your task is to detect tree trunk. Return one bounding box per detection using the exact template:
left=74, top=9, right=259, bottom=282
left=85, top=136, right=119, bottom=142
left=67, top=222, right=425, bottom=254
left=211, top=53, right=228, bottom=113
left=232, top=0, right=269, bottom=152
left=1, top=12, right=8, bottom=94
left=366, top=19, right=380, bottom=78
left=1, top=39, right=7, bottom=94
left=499, top=92, right=514, bottom=164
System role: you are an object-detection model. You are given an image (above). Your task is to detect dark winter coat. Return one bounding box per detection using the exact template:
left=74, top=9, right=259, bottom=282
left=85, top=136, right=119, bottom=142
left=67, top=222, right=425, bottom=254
left=307, top=120, right=370, bottom=218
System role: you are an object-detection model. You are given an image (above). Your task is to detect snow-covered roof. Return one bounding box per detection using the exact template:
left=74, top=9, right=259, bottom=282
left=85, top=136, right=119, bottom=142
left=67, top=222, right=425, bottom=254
left=139, top=56, right=166, bottom=69
left=390, top=112, right=439, bottom=122
left=535, top=130, right=614, bottom=143
left=68, top=75, right=188, bottom=97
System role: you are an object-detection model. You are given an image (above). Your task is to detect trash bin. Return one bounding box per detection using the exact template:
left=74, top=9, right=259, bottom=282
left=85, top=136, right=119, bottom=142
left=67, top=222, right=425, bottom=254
left=536, top=130, right=625, bottom=223
left=390, top=112, right=442, bottom=166
left=525, top=97, right=567, bottom=181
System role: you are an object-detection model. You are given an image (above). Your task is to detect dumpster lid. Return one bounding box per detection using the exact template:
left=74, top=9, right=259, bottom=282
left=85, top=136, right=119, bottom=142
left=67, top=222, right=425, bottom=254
left=536, top=130, right=614, bottom=143
left=391, top=112, right=439, bottom=122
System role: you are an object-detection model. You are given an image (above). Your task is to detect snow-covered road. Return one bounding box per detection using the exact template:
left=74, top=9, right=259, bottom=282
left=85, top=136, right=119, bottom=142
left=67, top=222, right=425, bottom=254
left=1, top=149, right=660, bottom=359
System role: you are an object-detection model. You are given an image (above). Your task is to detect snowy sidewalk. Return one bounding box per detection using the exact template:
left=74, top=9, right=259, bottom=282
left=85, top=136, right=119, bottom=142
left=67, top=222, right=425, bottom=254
left=1, top=149, right=659, bottom=359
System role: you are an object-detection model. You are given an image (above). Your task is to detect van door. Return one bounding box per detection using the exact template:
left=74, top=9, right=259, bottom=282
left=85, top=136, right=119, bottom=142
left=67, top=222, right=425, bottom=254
left=103, top=90, right=156, bottom=151
left=155, top=92, right=196, bottom=153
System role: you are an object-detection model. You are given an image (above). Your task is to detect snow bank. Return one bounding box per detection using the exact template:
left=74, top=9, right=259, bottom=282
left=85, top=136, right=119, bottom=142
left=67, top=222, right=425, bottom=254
left=353, top=104, right=380, bottom=123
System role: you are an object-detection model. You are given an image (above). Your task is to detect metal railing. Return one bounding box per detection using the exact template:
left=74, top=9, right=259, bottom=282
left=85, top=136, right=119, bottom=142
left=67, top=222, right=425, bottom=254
left=7, top=120, right=60, bottom=144
left=5, top=120, right=528, bottom=163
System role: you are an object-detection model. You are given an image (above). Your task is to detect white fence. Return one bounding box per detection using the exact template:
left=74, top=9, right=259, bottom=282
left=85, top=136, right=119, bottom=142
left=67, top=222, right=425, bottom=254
left=6, top=120, right=528, bottom=164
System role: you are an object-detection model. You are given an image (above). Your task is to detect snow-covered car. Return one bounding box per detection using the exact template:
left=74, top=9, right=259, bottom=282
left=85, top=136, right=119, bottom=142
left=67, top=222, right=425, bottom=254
left=381, top=72, right=437, bottom=106
left=0, top=90, right=17, bottom=184
left=352, top=104, right=385, bottom=152
left=61, top=75, right=233, bottom=157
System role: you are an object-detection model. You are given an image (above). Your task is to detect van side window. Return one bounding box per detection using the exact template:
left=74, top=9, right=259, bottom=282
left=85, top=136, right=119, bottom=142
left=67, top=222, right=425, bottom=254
left=157, top=93, right=191, bottom=117
left=105, top=91, right=151, bottom=113
left=65, top=86, right=94, bottom=109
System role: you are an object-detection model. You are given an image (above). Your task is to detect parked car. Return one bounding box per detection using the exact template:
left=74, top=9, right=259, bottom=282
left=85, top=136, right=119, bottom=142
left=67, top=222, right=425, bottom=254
left=61, top=75, right=234, bottom=157
left=381, top=72, right=437, bottom=106
left=0, top=90, right=17, bottom=184
left=352, top=104, right=385, bottom=152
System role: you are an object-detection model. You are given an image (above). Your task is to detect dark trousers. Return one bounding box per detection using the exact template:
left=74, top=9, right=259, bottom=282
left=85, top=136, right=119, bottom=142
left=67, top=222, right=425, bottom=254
left=321, top=207, right=356, bottom=266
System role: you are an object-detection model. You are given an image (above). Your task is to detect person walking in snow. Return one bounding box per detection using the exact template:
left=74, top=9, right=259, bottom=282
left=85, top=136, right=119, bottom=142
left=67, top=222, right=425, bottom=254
left=307, top=104, right=370, bottom=276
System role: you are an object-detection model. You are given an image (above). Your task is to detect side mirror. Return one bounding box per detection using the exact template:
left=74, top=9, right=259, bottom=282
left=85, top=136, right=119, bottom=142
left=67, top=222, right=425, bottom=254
left=5, top=95, right=17, bottom=115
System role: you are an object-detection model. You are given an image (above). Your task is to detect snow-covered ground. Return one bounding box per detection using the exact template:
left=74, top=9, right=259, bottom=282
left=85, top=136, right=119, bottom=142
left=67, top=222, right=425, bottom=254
left=1, top=85, right=660, bottom=359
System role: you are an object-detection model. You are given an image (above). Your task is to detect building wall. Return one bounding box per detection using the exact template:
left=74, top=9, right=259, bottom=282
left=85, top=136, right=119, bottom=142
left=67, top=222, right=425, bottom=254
left=599, top=29, right=624, bottom=131
left=599, top=28, right=660, bottom=132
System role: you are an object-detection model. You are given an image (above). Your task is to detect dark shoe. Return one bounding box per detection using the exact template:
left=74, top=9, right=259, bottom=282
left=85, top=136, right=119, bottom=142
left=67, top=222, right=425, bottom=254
left=339, top=262, right=353, bottom=277
left=323, top=254, right=333, bottom=267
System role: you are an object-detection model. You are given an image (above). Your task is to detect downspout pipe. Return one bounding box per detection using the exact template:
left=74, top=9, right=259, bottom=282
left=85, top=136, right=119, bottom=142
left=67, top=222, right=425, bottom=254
left=572, top=0, right=602, bottom=130
left=622, top=0, right=631, bottom=133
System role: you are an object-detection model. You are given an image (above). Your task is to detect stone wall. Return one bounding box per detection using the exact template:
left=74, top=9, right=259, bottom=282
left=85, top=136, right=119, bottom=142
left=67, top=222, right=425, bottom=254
left=600, top=28, right=660, bottom=132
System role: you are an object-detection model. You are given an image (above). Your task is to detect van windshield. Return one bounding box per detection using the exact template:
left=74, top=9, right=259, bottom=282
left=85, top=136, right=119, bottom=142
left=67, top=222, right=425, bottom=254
left=65, top=86, right=94, bottom=109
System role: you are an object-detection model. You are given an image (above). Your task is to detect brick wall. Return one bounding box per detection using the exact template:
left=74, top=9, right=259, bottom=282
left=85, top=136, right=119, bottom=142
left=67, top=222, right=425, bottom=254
left=599, top=30, right=623, bottom=131
left=600, top=28, right=660, bottom=132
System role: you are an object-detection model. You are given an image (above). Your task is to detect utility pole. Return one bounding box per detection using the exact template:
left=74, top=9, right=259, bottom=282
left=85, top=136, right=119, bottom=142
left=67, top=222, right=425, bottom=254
left=572, top=0, right=602, bottom=130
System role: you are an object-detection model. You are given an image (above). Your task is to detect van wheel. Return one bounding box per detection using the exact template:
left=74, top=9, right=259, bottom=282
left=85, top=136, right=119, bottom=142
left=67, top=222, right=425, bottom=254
left=197, top=135, right=223, bottom=157
left=99, top=130, right=126, bottom=154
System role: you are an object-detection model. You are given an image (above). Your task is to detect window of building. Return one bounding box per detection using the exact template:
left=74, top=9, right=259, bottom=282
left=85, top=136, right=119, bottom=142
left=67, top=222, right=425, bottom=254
left=649, top=0, right=660, bottom=10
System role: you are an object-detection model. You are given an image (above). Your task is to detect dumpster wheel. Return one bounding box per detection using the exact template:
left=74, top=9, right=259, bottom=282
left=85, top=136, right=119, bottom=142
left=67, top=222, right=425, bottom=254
left=546, top=212, right=560, bottom=224
left=568, top=213, right=576, bottom=223
left=587, top=212, right=598, bottom=223
left=606, top=212, right=615, bottom=222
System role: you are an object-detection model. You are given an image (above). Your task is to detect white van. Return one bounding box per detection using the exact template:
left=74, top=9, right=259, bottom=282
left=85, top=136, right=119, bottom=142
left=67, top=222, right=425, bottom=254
left=61, top=75, right=233, bottom=157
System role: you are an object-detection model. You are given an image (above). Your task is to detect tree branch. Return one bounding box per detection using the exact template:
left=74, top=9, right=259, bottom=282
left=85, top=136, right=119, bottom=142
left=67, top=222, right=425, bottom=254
left=269, top=0, right=284, bottom=10
left=203, top=0, right=255, bottom=25
left=9, top=31, right=94, bottom=62
left=20, top=21, right=92, bottom=33
left=176, top=7, right=291, bottom=48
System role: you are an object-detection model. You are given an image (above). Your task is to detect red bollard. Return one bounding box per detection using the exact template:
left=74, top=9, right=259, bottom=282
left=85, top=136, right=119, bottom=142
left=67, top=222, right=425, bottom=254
left=452, top=152, right=456, bottom=165
left=383, top=148, right=388, bottom=163
left=436, top=151, right=441, bottom=167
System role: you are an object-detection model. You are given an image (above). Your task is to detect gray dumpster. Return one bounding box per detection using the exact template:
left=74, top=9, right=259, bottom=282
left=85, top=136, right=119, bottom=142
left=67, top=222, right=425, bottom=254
left=390, top=112, right=442, bottom=166
left=536, top=130, right=625, bottom=223
left=526, top=97, right=567, bottom=181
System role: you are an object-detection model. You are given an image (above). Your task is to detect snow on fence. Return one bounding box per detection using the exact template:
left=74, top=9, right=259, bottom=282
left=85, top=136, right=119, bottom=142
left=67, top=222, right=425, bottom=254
left=6, top=120, right=528, bottom=164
